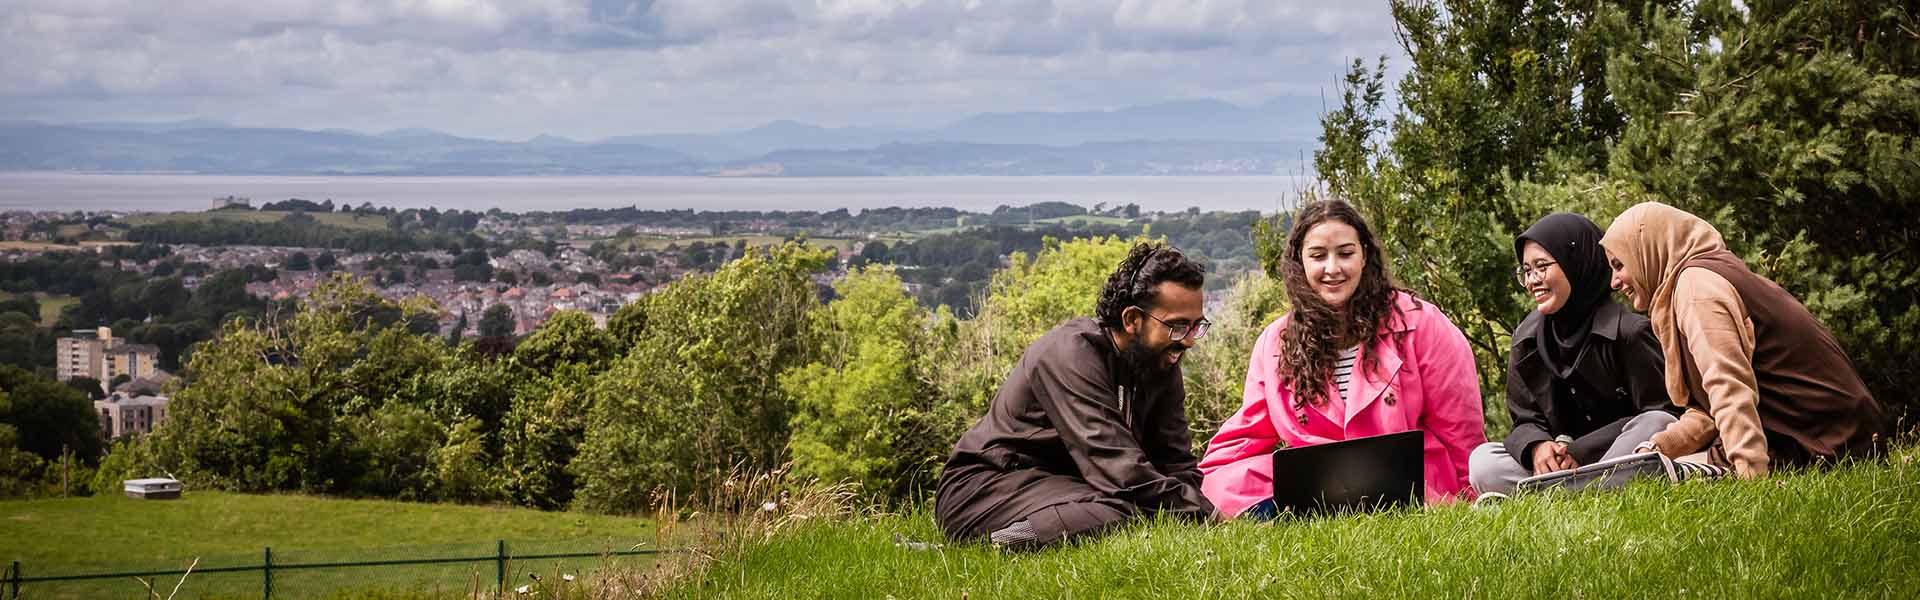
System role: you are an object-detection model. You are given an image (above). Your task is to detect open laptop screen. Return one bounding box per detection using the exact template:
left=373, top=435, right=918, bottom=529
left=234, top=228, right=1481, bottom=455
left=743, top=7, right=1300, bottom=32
left=1269, top=429, right=1425, bottom=517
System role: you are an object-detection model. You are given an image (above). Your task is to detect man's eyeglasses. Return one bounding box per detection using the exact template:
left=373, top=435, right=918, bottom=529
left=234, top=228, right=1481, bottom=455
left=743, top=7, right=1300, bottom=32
left=1514, top=260, right=1558, bottom=285
left=1137, top=309, right=1211, bottom=341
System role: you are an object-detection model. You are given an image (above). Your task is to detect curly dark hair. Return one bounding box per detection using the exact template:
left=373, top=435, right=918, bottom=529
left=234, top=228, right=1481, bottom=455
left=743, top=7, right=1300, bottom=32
left=1095, top=242, right=1206, bottom=329
left=1279, top=200, right=1405, bottom=409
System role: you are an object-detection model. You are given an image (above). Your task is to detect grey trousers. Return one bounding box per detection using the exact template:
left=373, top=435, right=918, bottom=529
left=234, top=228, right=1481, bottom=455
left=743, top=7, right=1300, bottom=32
left=988, top=500, right=1132, bottom=550
left=1469, top=410, right=1678, bottom=495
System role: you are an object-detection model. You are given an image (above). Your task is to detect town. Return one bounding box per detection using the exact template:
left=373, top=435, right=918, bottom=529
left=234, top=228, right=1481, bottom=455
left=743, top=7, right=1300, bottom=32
left=3, top=198, right=1264, bottom=444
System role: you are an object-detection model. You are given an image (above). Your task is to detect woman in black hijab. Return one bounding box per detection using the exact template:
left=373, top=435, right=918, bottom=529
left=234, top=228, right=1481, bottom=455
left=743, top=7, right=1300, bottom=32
left=1468, top=213, right=1680, bottom=495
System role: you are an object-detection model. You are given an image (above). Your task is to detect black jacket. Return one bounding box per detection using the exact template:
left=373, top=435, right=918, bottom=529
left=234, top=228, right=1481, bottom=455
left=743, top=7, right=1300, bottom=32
left=1504, top=302, right=1676, bottom=465
left=935, top=317, right=1212, bottom=540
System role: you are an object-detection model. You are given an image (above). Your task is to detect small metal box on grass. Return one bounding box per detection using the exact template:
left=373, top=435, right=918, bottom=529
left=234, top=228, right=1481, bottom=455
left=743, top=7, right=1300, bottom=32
left=123, top=477, right=183, bottom=499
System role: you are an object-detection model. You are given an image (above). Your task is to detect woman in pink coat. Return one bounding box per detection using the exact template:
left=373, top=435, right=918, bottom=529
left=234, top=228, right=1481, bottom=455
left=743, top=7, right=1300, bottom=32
left=1200, top=200, right=1484, bottom=519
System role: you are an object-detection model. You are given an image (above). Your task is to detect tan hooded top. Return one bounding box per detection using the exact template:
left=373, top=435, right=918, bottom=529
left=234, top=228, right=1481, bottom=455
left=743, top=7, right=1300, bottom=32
left=1600, top=202, right=1884, bottom=478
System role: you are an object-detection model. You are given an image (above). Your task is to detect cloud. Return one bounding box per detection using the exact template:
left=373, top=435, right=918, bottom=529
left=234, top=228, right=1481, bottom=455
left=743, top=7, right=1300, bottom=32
left=0, top=0, right=1400, bottom=139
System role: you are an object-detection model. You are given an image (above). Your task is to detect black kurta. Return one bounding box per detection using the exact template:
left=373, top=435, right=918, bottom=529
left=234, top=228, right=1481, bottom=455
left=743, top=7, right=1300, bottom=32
left=1505, top=302, right=1677, bottom=465
left=934, top=317, right=1214, bottom=543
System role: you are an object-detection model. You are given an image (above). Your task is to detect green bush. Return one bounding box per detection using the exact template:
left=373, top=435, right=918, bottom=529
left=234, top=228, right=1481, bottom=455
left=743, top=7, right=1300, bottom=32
left=1180, top=272, right=1288, bottom=454
left=571, top=243, right=831, bottom=512
left=499, top=362, right=596, bottom=509
left=781, top=266, right=949, bottom=501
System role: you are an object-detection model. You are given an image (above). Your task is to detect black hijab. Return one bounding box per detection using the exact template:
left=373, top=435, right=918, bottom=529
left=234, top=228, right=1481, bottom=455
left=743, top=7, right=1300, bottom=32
left=1516, top=213, right=1614, bottom=377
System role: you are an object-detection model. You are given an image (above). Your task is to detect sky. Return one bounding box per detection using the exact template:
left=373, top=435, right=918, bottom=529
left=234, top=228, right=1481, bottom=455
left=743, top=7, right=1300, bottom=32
left=1, top=0, right=1402, bottom=141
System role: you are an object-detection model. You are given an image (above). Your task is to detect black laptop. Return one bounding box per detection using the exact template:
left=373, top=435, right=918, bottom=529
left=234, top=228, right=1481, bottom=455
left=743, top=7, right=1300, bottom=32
left=1269, top=430, right=1425, bottom=516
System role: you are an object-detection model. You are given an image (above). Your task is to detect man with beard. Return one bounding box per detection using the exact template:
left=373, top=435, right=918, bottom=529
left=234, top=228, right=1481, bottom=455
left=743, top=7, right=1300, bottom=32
left=934, top=242, right=1217, bottom=549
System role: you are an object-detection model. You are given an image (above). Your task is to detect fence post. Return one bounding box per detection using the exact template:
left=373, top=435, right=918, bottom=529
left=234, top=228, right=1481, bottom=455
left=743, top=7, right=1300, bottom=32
left=495, top=540, right=506, bottom=593
left=8, top=560, right=19, bottom=600
left=263, top=547, right=273, bottom=600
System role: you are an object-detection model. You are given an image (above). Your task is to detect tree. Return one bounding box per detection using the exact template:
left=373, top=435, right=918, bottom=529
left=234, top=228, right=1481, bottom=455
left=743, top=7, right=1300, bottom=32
left=0, top=421, right=48, bottom=498
left=1605, top=0, right=1920, bottom=417
left=64, top=377, right=105, bottom=400
left=479, top=304, right=515, bottom=339
left=0, top=311, right=39, bottom=370
left=343, top=402, right=443, bottom=500
left=138, top=278, right=189, bottom=319
left=780, top=266, right=948, bottom=499
left=859, top=240, right=890, bottom=265
left=433, top=418, right=503, bottom=503
left=511, top=310, right=614, bottom=374
left=313, top=252, right=338, bottom=271
left=1272, top=0, right=1685, bottom=436
left=572, top=243, right=831, bottom=512
left=446, top=312, right=467, bottom=347
left=147, top=274, right=445, bottom=493
left=286, top=252, right=312, bottom=271
left=453, top=264, right=492, bottom=282
left=0, top=366, right=105, bottom=463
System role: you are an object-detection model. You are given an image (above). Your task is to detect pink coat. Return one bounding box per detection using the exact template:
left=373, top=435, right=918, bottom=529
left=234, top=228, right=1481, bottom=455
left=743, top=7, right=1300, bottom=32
left=1199, top=292, right=1484, bottom=518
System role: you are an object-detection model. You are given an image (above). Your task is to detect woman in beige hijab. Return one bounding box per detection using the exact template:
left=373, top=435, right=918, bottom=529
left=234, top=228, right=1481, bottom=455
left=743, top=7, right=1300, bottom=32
left=1599, top=202, right=1885, bottom=478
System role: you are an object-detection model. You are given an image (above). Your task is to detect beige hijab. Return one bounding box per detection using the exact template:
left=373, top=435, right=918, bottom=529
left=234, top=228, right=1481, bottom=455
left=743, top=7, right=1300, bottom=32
left=1599, top=201, right=1732, bottom=408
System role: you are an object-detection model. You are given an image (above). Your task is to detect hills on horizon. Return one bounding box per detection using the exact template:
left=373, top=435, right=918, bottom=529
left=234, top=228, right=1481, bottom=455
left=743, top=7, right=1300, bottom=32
left=0, top=97, right=1326, bottom=177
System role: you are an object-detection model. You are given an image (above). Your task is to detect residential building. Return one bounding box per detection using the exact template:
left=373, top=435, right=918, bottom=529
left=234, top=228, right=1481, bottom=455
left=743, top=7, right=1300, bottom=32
left=106, top=343, right=161, bottom=382
left=94, top=392, right=170, bottom=439
left=55, top=327, right=112, bottom=382
left=56, top=327, right=160, bottom=385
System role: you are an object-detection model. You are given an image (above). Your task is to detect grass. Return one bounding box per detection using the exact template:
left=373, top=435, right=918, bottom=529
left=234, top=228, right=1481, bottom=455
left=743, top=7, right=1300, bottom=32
left=0, top=241, right=133, bottom=252
left=0, top=491, right=658, bottom=600
left=657, top=449, right=1920, bottom=598
left=1033, top=214, right=1133, bottom=226
left=0, top=291, right=73, bottom=326
left=116, top=211, right=390, bottom=231
left=603, top=235, right=856, bottom=252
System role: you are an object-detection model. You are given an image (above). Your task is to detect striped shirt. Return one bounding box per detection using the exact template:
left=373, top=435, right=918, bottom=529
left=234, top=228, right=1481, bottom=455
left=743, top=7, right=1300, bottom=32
left=1334, top=345, right=1361, bottom=403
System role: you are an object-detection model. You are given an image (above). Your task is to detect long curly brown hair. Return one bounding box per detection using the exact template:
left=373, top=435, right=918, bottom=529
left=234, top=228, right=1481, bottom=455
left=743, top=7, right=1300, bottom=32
left=1278, top=200, right=1405, bottom=409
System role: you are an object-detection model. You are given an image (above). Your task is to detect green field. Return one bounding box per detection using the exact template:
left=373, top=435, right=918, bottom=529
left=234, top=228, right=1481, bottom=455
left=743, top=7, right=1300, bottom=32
left=1033, top=215, right=1133, bottom=226
left=116, top=211, right=390, bottom=231
left=594, top=235, right=858, bottom=252
left=0, top=291, right=73, bottom=327
left=660, top=449, right=1920, bottom=598
left=0, top=492, right=659, bottom=599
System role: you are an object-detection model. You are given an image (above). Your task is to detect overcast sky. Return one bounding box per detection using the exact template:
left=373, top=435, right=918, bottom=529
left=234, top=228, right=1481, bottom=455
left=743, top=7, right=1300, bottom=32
left=2, top=0, right=1401, bottom=141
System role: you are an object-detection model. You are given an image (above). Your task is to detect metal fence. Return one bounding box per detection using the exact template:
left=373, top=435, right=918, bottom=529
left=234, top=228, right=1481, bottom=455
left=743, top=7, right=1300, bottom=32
left=2, top=541, right=666, bottom=600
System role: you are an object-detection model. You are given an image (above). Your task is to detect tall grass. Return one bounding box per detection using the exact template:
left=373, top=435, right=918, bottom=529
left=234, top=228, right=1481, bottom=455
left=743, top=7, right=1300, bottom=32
left=639, top=448, right=1920, bottom=599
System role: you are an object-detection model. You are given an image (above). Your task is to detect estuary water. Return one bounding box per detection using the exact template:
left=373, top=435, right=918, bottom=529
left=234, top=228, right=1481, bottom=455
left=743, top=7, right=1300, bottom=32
left=0, top=173, right=1305, bottom=214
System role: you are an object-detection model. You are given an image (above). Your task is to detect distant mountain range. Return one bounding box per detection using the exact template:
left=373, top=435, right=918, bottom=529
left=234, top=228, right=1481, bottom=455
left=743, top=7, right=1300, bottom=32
left=0, top=98, right=1326, bottom=176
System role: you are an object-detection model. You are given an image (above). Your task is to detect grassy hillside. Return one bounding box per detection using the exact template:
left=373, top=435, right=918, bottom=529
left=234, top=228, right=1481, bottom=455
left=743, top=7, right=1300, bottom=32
left=1034, top=214, right=1132, bottom=226
left=0, top=241, right=133, bottom=252
left=116, top=210, right=390, bottom=231
left=598, top=235, right=857, bottom=252
left=0, top=492, right=658, bottom=599
left=0, top=291, right=72, bottom=326
left=658, top=450, right=1920, bottom=599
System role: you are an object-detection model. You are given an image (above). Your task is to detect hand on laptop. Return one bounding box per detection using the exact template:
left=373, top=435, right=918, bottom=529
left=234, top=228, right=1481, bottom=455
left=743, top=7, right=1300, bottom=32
left=1530, top=442, right=1578, bottom=474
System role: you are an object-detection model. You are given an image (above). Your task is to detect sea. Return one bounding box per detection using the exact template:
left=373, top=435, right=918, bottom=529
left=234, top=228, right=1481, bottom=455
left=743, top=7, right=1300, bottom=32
left=0, top=173, right=1306, bottom=214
